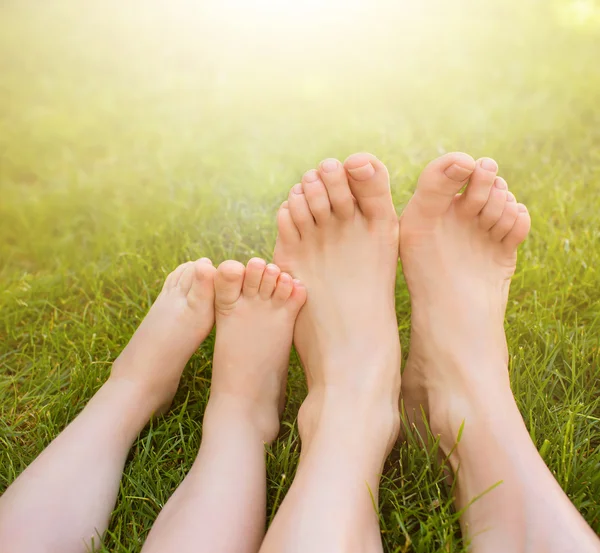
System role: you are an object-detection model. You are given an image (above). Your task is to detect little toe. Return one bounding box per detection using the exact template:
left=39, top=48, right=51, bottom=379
left=344, top=152, right=395, bottom=220
left=259, top=264, right=281, bottom=299
left=176, top=263, right=196, bottom=295
left=288, top=183, right=315, bottom=235
left=318, top=158, right=355, bottom=219
left=457, top=157, right=499, bottom=218
left=215, top=260, right=246, bottom=312
left=302, top=170, right=332, bottom=225
left=411, top=152, right=476, bottom=217
left=163, top=261, right=193, bottom=290
left=243, top=258, right=267, bottom=297
left=479, top=177, right=508, bottom=231
left=503, top=204, right=531, bottom=251
left=188, top=258, right=217, bottom=305
left=289, top=279, right=308, bottom=311
left=489, top=192, right=520, bottom=241
left=272, top=272, right=294, bottom=307
left=277, top=201, right=300, bottom=244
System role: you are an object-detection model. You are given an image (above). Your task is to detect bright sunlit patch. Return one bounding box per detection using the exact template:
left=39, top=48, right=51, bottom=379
left=557, top=0, right=600, bottom=26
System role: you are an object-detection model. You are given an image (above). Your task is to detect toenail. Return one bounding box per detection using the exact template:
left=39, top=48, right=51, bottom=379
left=321, top=159, right=338, bottom=173
left=507, top=192, right=516, bottom=202
left=494, top=177, right=508, bottom=190
left=292, top=183, right=304, bottom=195
left=347, top=163, right=375, bottom=180
left=199, top=257, right=212, bottom=264
left=479, top=158, right=498, bottom=172
left=444, top=164, right=473, bottom=182
left=266, top=264, right=279, bottom=274
left=279, top=273, right=291, bottom=283
left=293, top=279, right=303, bottom=287
left=518, top=203, right=527, bottom=212
left=303, top=170, right=320, bottom=183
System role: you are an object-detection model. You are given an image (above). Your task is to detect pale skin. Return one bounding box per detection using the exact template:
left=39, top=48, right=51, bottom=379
left=0, top=256, right=307, bottom=553
left=260, top=152, right=600, bottom=553
left=399, top=152, right=600, bottom=553
left=141, top=258, right=306, bottom=553
left=1, top=152, right=599, bottom=553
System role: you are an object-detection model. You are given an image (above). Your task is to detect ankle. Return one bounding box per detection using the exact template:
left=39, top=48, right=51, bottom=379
left=204, top=393, right=281, bottom=444
left=298, top=387, right=400, bottom=456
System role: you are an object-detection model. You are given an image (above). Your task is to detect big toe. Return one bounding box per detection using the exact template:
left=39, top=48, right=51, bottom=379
left=188, top=258, right=216, bottom=305
left=343, top=152, right=395, bottom=221
left=215, top=260, right=246, bottom=312
left=412, top=152, right=476, bottom=217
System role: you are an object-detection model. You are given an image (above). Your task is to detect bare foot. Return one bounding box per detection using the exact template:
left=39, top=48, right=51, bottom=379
left=399, top=153, right=531, bottom=449
left=274, top=153, right=401, bottom=454
left=209, top=258, right=307, bottom=444
left=110, top=258, right=217, bottom=415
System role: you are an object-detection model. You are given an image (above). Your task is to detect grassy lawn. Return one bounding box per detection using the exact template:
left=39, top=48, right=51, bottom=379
left=1, top=0, right=599, bottom=550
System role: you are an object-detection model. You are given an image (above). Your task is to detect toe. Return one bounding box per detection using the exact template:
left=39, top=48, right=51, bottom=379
left=289, top=279, right=308, bottom=311
left=215, top=260, right=246, bottom=312
left=457, top=157, right=499, bottom=218
left=189, top=258, right=217, bottom=304
left=318, top=158, right=355, bottom=219
left=489, top=192, right=520, bottom=241
left=302, top=170, right=332, bottom=225
left=259, top=263, right=281, bottom=299
left=412, top=152, right=476, bottom=217
left=479, top=177, right=508, bottom=231
left=288, top=183, right=315, bottom=235
left=344, top=152, right=395, bottom=220
left=177, top=263, right=196, bottom=294
left=272, top=272, right=294, bottom=307
left=163, top=261, right=193, bottom=290
left=243, top=258, right=267, bottom=297
left=277, top=201, right=300, bottom=244
left=503, top=204, right=531, bottom=251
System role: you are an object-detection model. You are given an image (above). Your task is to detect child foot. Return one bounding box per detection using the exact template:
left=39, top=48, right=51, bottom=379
left=209, top=258, right=307, bottom=444
left=274, top=153, right=402, bottom=454
left=110, top=258, right=217, bottom=416
left=399, top=153, right=531, bottom=449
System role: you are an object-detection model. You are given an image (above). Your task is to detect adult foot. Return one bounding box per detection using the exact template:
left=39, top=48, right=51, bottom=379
left=399, top=153, right=531, bottom=450
left=274, top=153, right=402, bottom=454
left=110, top=258, right=217, bottom=416
left=209, top=258, right=307, bottom=444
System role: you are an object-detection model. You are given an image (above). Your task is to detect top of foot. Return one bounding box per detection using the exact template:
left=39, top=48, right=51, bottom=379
left=274, top=153, right=402, bottom=453
left=111, top=258, right=217, bottom=416
left=210, top=258, right=306, bottom=443
left=399, top=153, right=531, bottom=444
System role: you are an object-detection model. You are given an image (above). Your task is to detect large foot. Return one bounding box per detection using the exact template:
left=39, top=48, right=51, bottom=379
left=399, top=153, right=531, bottom=450
left=110, top=258, right=217, bottom=415
left=209, top=258, right=307, bottom=444
left=274, top=153, right=402, bottom=454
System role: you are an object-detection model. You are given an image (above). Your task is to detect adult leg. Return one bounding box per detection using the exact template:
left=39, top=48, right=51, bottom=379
left=141, top=259, right=306, bottom=553
left=400, top=153, right=600, bottom=552
left=0, top=258, right=216, bottom=553
left=261, top=154, right=402, bottom=553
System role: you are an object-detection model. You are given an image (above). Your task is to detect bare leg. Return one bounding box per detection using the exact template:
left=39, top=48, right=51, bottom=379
left=400, top=154, right=600, bottom=552
left=141, top=259, right=306, bottom=553
left=0, top=259, right=217, bottom=553
left=261, top=154, right=402, bottom=553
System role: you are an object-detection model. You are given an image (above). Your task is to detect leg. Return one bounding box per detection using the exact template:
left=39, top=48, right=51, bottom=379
left=400, top=154, right=600, bottom=552
left=0, top=259, right=217, bottom=553
left=141, top=259, right=306, bottom=553
left=262, top=154, right=401, bottom=552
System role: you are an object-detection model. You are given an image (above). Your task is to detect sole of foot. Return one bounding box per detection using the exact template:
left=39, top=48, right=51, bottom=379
left=209, top=258, right=307, bottom=444
left=110, top=258, right=217, bottom=416
left=274, top=152, right=402, bottom=455
left=399, top=153, right=531, bottom=451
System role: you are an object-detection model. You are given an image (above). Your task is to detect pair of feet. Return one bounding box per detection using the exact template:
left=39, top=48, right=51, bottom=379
left=110, top=151, right=530, bottom=462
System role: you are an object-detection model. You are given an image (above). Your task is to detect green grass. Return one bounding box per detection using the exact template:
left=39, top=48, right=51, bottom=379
left=1, top=0, right=600, bottom=551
